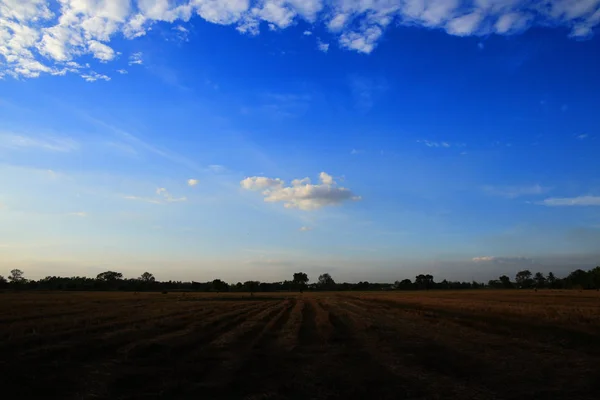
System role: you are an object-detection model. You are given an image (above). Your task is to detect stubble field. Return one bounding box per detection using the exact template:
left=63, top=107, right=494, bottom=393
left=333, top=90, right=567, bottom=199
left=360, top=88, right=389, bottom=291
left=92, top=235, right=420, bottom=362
left=1, top=290, right=600, bottom=400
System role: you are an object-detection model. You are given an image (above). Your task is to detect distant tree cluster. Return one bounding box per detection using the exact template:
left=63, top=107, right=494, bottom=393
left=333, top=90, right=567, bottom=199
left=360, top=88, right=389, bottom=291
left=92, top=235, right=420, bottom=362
left=1, top=266, right=599, bottom=293
left=487, top=267, right=600, bottom=290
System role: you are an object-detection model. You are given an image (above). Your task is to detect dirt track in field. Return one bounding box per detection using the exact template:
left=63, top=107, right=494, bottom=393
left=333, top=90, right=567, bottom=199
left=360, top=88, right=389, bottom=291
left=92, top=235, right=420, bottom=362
left=1, top=291, right=600, bottom=400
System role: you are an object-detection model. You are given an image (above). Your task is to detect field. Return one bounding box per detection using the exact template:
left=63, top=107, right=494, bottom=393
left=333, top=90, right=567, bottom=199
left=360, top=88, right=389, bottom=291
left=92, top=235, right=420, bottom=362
left=1, top=290, right=600, bottom=400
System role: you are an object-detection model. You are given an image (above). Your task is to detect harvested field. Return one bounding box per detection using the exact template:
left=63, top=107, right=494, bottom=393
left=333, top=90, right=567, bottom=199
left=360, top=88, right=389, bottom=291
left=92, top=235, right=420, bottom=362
left=1, top=290, right=600, bottom=399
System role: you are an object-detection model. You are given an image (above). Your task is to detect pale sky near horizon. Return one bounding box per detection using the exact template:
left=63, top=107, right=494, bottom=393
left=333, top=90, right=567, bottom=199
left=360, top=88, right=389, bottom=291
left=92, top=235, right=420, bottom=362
left=1, top=0, right=599, bottom=283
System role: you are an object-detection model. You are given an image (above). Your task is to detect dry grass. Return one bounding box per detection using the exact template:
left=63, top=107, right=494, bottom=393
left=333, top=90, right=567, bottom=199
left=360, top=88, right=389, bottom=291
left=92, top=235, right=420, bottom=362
left=0, top=290, right=599, bottom=399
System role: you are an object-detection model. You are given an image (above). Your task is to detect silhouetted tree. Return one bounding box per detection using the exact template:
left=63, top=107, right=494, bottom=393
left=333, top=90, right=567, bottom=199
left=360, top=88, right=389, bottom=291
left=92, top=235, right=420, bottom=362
left=394, top=279, right=413, bottom=290
left=96, top=271, right=123, bottom=290
left=317, top=273, right=336, bottom=290
left=414, top=274, right=434, bottom=290
left=499, top=275, right=512, bottom=288
left=293, top=272, right=309, bottom=293
left=96, top=271, right=123, bottom=282
left=243, top=280, right=260, bottom=295
left=546, top=272, right=557, bottom=288
left=515, top=270, right=533, bottom=288
left=590, top=266, right=600, bottom=290
left=0, top=275, right=6, bottom=287
left=212, top=279, right=229, bottom=293
left=8, top=269, right=25, bottom=283
left=140, top=272, right=155, bottom=282
left=534, top=272, right=546, bottom=288
left=566, top=269, right=590, bottom=289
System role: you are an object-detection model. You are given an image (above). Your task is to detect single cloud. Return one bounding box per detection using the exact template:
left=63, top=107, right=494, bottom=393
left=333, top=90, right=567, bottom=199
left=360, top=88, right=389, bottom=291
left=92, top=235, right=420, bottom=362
left=125, top=187, right=186, bottom=204
left=472, top=256, right=533, bottom=264
left=0, top=133, right=78, bottom=152
left=417, top=140, right=453, bottom=148
left=208, top=164, right=226, bottom=173
left=482, top=184, right=550, bottom=199
left=128, top=52, right=143, bottom=66
left=299, top=226, right=313, bottom=231
left=241, top=171, right=360, bottom=211
left=303, top=30, right=313, bottom=35
left=538, top=196, right=600, bottom=207
left=124, top=195, right=163, bottom=204
left=317, top=38, right=329, bottom=52
left=577, top=134, right=589, bottom=140
left=187, top=178, right=199, bottom=186
left=68, top=212, right=87, bottom=217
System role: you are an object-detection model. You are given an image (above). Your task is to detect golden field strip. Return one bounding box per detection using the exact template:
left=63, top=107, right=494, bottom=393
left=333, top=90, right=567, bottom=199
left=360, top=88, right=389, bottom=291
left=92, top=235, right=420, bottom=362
left=1, top=290, right=599, bottom=399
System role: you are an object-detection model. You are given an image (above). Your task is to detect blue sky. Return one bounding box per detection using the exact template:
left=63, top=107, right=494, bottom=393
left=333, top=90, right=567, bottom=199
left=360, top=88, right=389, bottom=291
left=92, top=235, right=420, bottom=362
left=1, top=0, right=600, bottom=283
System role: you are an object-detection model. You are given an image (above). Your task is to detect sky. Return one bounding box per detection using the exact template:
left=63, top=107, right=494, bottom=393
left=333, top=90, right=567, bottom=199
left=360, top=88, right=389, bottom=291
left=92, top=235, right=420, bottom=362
left=1, top=0, right=600, bottom=283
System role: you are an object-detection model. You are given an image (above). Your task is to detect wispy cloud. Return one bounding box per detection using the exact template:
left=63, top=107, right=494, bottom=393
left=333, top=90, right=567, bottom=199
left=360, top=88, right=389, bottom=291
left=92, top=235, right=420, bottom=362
left=252, top=92, right=312, bottom=119
left=350, top=149, right=364, bottom=155
left=68, top=212, right=87, bottom=217
left=124, top=195, right=163, bottom=205
left=128, top=52, right=143, bottom=66
left=303, top=30, right=313, bottom=36
left=124, top=187, right=187, bottom=205
left=317, top=38, right=330, bottom=53
left=416, top=140, right=457, bottom=148
left=0, top=133, right=78, bottom=152
left=299, top=226, right=313, bottom=232
left=483, top=184, right=550, bottom=199
left=577, top=134, right=589, bottom=140
left=207, top=164, right=226, bottom=173
left=538, top=196, right=600, bottom=207
left=82, top=115, right=206, bottom=174
left=80, top=72, right=111, bottom=82
left=156, top=187, right=187, bottom=203
left=349, top=75, right=388, bottom=112
left=241, top=172, right=360, bottom=211
left=187, top=179, right=199, bottom=187
left=472, top=256, right=533, bottom=264
left=117, top=69, right=128, bottom=74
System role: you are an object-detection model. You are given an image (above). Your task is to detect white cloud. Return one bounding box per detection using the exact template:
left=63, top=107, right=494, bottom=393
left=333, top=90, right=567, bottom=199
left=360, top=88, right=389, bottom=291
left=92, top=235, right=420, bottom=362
left=88, top=40, right=116, bottom=62
left=482, top=184, right=550, bottom=198
left=124, top=195, right=163, bottom=204
left=446, top=11, right=484, bottom=36
left=339, top=26, right=382, bottom=53
left=303, top=30, right=312, bottom=35
left=68, top=211, right=87, bottom=217
left=472, top=256, right=534, bottom=264
left=126, top=186, right=187, bottom=204
left=539, top=196, right=600, bottom=206
left=299, top=226, right=313, bottom=231
left=117, top=69, right=128, bottom=74
left=577, top=133, right=589, bottom=140
left=317, top=38, right=329, bottom=52
left=3, top=1, right=600, bottom=79
left=241, top=171, right=360, bottom=211
left=0, top=133, right=78, bottom=152
left=187, top=178, right=199, bottom=186
left=208, top=164, right=226, bottom=173
left=128, top=52, right=143, bottom=65
left=80, top=71, right=110, bottom=82
left=417, top=139, right=454, bottom=148
left=494, top=12, right=532, bottom=34
left=241, top=176, right=284, bottom=190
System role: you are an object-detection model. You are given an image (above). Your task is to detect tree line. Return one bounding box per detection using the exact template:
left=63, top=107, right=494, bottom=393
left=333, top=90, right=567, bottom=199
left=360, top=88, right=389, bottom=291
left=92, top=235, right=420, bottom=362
left=1, top=266, right=599, bottom=293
